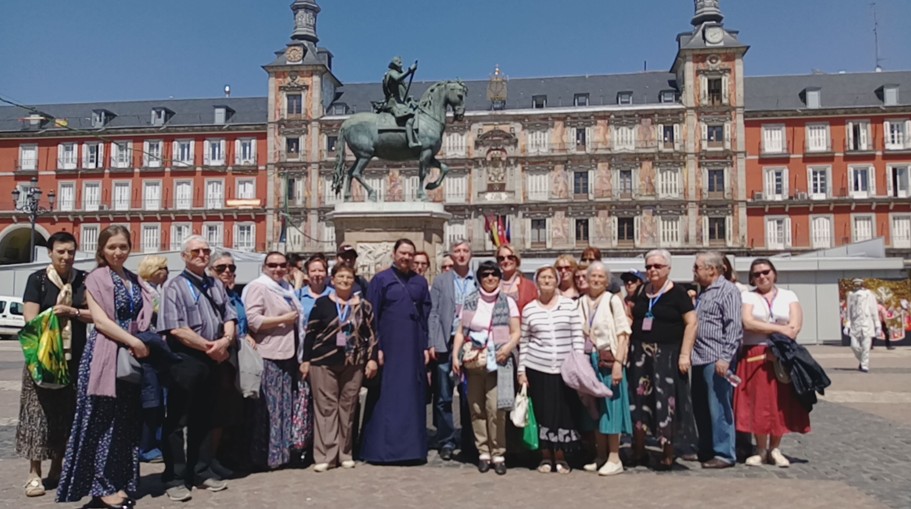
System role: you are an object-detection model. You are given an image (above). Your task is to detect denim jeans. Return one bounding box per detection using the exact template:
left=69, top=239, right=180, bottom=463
left=692, top=363, right=735, bottom=464
left=432, top=358, right=457, bottom=450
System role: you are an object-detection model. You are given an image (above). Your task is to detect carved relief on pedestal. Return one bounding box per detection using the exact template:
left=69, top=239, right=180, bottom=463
left=551, top=165, right=569, bottom=200
left=387, top=169, right=403, bottom=202
left=356, top=242, right=394, bottom=280
left=594, top=162, right=611, bottom=199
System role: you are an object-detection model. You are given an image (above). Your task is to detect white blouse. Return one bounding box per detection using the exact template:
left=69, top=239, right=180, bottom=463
left=742, top=288, right=799, bottom=346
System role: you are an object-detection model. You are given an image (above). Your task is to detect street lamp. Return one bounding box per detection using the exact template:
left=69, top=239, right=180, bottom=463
left=12, top=177, right=55, bottom=263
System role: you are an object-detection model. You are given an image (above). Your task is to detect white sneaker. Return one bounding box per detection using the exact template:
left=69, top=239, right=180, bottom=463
left=770, top=448, right=790, bottom=468
left=598, top=461, right=624, bottom=476
left=313, top=463, right=330, bottom=473
left=341, top=460, right=356, bottom=469
left=745, top=454, right=764, bottom=467
left=583, top=462, right=599, bottom=473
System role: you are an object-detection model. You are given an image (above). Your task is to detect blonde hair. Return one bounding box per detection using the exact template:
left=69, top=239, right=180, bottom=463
left=138, top=255, right=168, bottom=280
left=496, top=244, right=522, bottom=266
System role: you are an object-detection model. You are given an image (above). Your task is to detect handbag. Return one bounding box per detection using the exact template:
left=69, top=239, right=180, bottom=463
left=460, top=320, right=494, bottom=373
left=522, top=396, right=539, bottom=451
left=773, top=358, right=792, bottom=384
left=236, top=338, right=264, bottom=399
left=116, top=347, right=143, bottom=384
left=510, top=383, right=529, bottom=427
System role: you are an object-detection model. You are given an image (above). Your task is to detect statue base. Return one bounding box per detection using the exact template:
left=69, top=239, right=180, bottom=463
left=326, top=202, right=451, bottom=279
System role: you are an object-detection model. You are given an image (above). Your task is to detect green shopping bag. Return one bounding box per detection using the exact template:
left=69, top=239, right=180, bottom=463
left=18, top=308, right=70, bottom=389
left=522, top=396, right=539, bottom=451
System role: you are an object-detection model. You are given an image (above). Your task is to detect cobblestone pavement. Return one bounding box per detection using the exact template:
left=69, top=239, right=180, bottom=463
left=0, top=343, right=908, bottom=509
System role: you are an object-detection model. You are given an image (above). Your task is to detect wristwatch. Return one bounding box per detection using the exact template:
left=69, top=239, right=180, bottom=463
left=74, top=308, right=81, bottom=318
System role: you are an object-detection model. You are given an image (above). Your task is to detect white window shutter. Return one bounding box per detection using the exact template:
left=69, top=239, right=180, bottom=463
left=827, top=168, right=833, bottom=196
left=81, top=143, right=88, bottom=167
left=870, top=168, right=877, bottom=195
left=783, top=168, right=790, bottom=197
left=674, top=124, right=681, bottom=150
left=143, top=141, right=151, bottom=166
left=203, top=141, right=210, bottom=164
left=884, top=121, right=891, bottom=145
left=611, top=216, right=618, bottom=247
left=702, top=216, right=709, bottom=247
left=701, top=123, right=708, bottom=143
left=725, top=215, right=733, bottom=246
left=189, top=141, right=195, bottom=165
left=859, top=123, right=869, bottom=149
left=849, top=168, right=856, bottom=192
left=785, top=217, right=793, bottom=247
left=634, top=216, right=641, bottom=247
left=586, top=127, right=593, bottom=150
left=724, top=123, right=731, bottom=150
left=219, top=140, right=226, bottom=161
left=524, top=218, right=532, bottom=249
left=657, top=123, right=664, bottom=145
left=234, top=139, right=240, bottom=165
left=887, top=167, right=894, bottom=196
left=172, top=141, right=179, bottom=165
left=97, top=143, right=104, bottom=167
left=765, top=219, right=774, bottom=248
left=721, top=75, right=730, bottom=104
left=806, top=168, right=812, bottom=196
left=588, top=169, right=594, bottom=198
left=545, top=219, right=553, bottom=249
left=905, top=121, right=911, bottom=145
left=56, top=143, right=64, bottom=168
left=700, top=76, right=708, bottom=103
left=764, top=170, right=773, bottom=195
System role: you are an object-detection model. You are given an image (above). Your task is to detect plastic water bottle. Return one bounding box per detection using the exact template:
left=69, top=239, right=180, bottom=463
left=725, top=370, right=742, bottom=387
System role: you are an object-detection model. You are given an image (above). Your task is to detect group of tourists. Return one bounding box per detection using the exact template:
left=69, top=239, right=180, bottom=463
left=17, top=227, right=822, bottom=508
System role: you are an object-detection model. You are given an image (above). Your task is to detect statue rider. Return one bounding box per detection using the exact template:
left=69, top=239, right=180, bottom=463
left=382, top=56, right=421, bottom=149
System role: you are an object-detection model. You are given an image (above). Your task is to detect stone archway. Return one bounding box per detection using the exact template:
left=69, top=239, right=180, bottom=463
left=0, top=224, right=50, bottom=265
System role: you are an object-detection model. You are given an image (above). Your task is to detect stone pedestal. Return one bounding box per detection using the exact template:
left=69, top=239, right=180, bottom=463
left=326, top=202, right=451, bottom=279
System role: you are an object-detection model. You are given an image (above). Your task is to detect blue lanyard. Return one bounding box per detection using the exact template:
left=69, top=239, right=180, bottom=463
left=335, top=298, right=352, bottom=325
left=185, top=279, right=201, bottom=304
left=646, top=282, right=669, bottom=318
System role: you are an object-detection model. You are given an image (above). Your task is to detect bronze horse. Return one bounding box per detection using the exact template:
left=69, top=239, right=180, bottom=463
left=332, top=80, right=468, bottom=201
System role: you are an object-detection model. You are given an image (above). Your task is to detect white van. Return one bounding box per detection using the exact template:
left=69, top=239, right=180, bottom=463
left=0, top=296, right=25, bottom=339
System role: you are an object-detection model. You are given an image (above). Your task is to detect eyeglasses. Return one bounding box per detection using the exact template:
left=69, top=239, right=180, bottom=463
left=751, top=269, right=772, bottom=278
left=624, top=280, right=638, bottom=285
left=581, top=258, right=595, bottom=262
left=496, top=255, right=518, bottom=263
left=555, top=265, right=573, bottom=271
left=645, top=264, right=668, bottom=270
left=213, top=264, right=237, bottom=274
left=479, top=271, right=500, bottom=279
left=441, top=264, right=454, bottom=270
left=190, top=248, right=212, bottom=257
left=574, top=274, right=587, bottom=280
left=266, top=262, right=288, bottom=269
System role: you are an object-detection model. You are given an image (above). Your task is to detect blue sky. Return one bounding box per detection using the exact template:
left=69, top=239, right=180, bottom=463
left=1, top=0, right=909, bottom=104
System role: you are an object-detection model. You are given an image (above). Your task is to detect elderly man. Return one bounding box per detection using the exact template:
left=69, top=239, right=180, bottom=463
left=159, top=236, right=237, bottom=501
left=691, top=251, right=743, bottom=469
left=427, top=239, right=476, bottom=460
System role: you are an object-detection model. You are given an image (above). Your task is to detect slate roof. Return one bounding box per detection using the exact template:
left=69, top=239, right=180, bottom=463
left=1, top=70, right=909, bottom=134
left=744, top=70, right=911, bottom=111
left=0, top=97, right=267, bottom=134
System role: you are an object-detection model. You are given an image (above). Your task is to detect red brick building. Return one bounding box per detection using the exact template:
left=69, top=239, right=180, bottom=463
left=0, top=99, right=268, bottom=262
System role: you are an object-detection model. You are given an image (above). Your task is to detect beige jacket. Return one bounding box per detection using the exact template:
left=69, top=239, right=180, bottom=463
left=579, top=293, right=631, bottom=357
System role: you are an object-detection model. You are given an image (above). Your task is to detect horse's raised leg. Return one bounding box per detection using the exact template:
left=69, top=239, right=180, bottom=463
left=425, top=156, right=450, bottom=191
left=415, top=150, right=434, bottom=201
left=350, top=157, right=377, bottom=202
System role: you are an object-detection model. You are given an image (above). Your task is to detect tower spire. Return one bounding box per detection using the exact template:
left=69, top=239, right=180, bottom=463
left=692, top=0, right=724, bottom=27
left=290, top=0, right=320, bottom=43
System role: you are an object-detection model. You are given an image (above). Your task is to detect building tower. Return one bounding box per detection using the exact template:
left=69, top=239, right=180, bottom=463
left=672, top=0, right=749, bottom=249
left=263, top=0, right=342, bottom=251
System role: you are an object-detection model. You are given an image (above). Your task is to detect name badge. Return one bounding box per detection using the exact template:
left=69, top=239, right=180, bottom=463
left=336, top=331, right=348, bottom=348
left=641, top=317, right=654, bottom=332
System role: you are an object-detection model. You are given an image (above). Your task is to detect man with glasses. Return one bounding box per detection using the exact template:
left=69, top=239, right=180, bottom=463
left=427, top=239, right=476, bottom=461
left=159, top=236, right=238, bottom=501
left=690, top=251, right=743, bottom=469
left=335, top=244, right=370, bottom=296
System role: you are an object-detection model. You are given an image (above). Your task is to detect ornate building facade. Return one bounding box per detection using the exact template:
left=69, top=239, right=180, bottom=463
left=1, top=0, right=909, bottom=264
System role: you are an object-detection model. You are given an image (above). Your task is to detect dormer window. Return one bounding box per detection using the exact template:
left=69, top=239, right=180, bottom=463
left=92, top=109, right=114, bottom=128
left=151, top=108, right=171, bottom=126
left=617, top=91, right=633, bottom=105
left=573, top=93, right=589, bottom=107
left=214, top=106, right=234, bottom=125
left=883, top=84, right=899, bottom=107
left=805, top=88, right=821, bottom=109
left=532, top=95, right=547, bottom=109
left=660, top=90, right=677, bottom=104
left=331, top=103, right=348, bottom=115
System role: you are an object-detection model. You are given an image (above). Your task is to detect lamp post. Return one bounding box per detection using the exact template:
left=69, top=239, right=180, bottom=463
left=12, top=177, right=55, bottom=263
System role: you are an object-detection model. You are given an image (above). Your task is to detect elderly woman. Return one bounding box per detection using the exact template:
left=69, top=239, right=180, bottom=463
left=18, top=232, right=93, bottom=497
left=210, top=252, right=249, bottom=346
left=301, top=264, right=379, bottom=472
left=496, top=244, right=538, bottom=313
left=452, top=261, right=521, bottom=475
left=579, top=262, right=632, bottom=476
left=554, top=254, right=580, bottom=300
left=628, top=249, right=698, bottom=470
left=517, top=266, right=584, bottom=474
left=136, top=255, right=169, bottom=464
left=440, top=255, right=455, bottom=273
left=736, top=258, right=808, bottom=468
left=243, top=252, right=304, bottom=470
left=57, top=225, right=153, bottom=508
left=296, top=255, right=332, bottom=331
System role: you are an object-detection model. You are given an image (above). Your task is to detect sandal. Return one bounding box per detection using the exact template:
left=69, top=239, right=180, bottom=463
left=555, top=461, right=572, bottom=474
left=24, top=477, right=45, bottom=497
left=536, top=460, right=553, bottom=473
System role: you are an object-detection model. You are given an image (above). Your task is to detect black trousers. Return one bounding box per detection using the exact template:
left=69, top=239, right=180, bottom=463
left=162, top=349, right=222, bottom=486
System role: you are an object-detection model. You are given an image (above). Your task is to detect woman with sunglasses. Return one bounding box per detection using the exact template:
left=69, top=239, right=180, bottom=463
left=496, top=244, right=538, bottom=314
left=554, top=254, right=580, bottom=300
left=243, top=252, right=305, bottom=470
left=627, top=249, right=698, bottom=470
left=736, top=258, right=807, bottom=468
left=440, top=255, right=455, bottom=273
left=452, top=261, right=521, bottom=475
left=210, top=252, right=250, bottom=350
